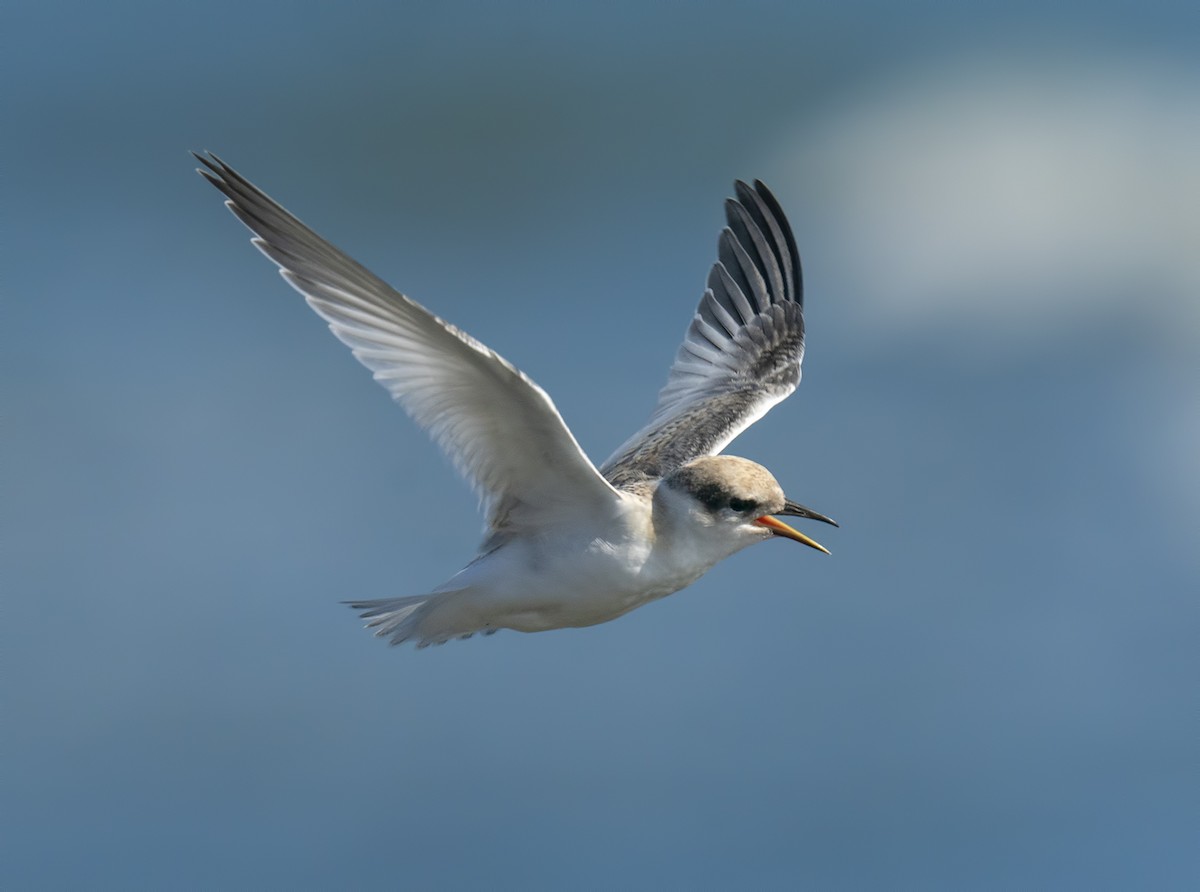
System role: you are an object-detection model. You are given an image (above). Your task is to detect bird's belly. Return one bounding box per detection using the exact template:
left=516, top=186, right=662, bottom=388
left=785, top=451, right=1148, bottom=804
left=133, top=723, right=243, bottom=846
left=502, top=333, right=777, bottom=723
left=476, top=535, right=711, bottom=633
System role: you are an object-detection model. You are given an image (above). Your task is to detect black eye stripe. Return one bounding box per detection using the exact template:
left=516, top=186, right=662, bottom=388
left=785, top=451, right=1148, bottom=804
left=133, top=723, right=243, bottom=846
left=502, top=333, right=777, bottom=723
left=694, top=483, right=727, bottom=510
left=688, top=484, right=759, bottom=515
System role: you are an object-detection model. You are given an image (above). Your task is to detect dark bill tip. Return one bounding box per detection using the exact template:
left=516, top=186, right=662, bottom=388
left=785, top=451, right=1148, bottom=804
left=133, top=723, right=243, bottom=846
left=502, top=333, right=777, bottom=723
left=780, top=499, right=838, bottom=527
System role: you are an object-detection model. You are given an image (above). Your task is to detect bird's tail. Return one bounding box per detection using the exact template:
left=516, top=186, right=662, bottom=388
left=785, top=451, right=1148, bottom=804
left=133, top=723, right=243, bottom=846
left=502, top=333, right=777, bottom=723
left=345, top=591, right=497, bottom=648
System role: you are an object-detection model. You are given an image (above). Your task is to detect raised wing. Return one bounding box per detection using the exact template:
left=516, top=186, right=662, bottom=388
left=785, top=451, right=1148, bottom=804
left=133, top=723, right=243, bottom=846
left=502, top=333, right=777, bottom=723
left=602, top=180, right=806, bottom=487
left=195, top=153, right=621, bottom=530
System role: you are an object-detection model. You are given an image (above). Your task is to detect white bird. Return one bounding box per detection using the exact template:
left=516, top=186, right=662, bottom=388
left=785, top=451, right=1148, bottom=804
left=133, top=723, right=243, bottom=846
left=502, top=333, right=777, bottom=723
left=196, top=153, right=837, bottom=647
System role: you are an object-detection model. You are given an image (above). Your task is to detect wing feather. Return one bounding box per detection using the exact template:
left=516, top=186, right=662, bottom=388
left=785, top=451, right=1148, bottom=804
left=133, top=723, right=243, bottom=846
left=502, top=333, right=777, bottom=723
left=602, top=180, right=806, bottom=487
left=196, top=152, right=620, bottom=529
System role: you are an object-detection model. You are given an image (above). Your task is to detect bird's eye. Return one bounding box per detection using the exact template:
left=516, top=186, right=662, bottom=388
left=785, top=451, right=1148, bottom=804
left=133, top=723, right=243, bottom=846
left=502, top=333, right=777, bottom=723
left=729, top=497, right=758, bottom=514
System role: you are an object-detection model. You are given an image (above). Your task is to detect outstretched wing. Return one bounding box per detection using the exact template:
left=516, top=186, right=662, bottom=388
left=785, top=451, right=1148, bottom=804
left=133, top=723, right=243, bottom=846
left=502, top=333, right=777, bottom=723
left=196, top=153, right=621, bottom=530
left=602, top=180, right=806, bottom=487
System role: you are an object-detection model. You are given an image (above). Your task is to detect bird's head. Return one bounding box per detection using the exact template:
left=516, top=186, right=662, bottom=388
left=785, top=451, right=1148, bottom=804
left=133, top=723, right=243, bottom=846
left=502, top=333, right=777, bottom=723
left=656, top=455, right=836, bottom=557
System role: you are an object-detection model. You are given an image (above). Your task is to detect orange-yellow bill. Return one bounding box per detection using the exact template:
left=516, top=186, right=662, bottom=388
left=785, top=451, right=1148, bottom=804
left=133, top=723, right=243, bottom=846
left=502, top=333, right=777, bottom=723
left=755, top=515, right=831, bottom=555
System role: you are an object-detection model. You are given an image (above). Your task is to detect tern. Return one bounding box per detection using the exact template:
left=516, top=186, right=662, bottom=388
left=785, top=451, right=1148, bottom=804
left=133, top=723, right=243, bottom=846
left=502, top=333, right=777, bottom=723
left=196, top=153, right=837, bottom=647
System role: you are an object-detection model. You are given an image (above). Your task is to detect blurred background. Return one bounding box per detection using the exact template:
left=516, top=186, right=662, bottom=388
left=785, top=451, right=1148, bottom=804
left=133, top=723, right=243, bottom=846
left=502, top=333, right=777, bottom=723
left=7, top=0, right=1197, bottom=888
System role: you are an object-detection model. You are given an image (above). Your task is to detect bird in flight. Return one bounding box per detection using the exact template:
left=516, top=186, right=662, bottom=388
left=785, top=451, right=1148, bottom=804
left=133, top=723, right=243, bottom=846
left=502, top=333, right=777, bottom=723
left=196, top=153, right=837, bottom=648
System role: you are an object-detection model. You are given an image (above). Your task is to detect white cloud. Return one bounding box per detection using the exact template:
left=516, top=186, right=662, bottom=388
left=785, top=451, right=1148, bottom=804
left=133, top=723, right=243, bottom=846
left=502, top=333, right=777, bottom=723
left=771, top=53, right=1200, bottom=524
left=774, top=53, right=1200, bottom=349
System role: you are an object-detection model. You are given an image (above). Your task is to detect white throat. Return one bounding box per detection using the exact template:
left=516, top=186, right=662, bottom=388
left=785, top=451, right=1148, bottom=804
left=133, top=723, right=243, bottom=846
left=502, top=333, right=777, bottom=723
left=651, top=481, right=768, bottom=574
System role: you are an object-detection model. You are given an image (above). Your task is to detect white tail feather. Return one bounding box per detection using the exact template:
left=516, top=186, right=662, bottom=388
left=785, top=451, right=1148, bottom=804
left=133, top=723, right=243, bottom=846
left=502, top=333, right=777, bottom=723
left=345, top=591, right=495, bottom=648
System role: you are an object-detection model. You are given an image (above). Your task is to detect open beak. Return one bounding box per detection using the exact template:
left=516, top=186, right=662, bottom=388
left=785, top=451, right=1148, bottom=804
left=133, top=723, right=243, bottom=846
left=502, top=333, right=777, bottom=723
left=754, top=500, right=838, bottom=555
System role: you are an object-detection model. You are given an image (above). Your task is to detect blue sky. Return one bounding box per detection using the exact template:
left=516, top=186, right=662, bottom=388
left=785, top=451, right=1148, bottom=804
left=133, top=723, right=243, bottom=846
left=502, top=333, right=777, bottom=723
left=7, top=1, right=1198, bottom=888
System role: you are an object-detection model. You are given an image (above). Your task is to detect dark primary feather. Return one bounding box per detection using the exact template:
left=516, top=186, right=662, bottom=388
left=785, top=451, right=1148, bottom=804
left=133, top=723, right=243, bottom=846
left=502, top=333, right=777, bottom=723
left=195, top=153, right=386, bottom=299
left=602, top=180, right=806, bottom=488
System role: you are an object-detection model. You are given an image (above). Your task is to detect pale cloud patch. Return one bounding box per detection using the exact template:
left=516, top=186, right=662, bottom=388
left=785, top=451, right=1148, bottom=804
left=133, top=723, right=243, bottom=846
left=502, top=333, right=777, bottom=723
left=772, top=53, right=1200, bottom=349
left=770, top=53, right=1200, bottom=523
